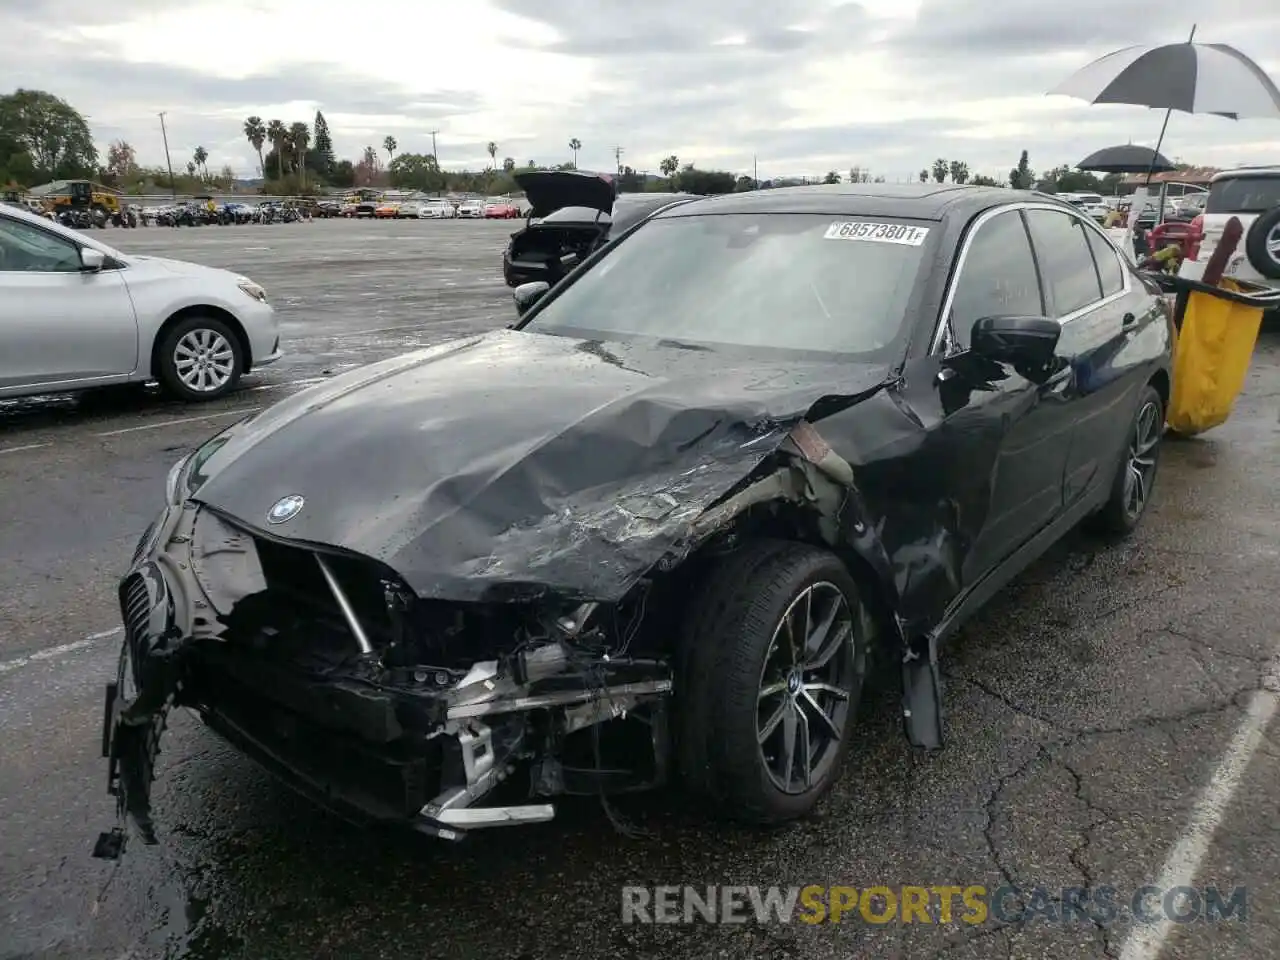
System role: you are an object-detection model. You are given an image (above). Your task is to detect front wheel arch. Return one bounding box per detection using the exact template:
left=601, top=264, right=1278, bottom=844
left=150, top=305, right=252, bottom=379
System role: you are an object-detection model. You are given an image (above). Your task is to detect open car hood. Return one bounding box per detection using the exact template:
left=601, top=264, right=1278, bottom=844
left=186, top=330, right=890, bottom=604
left=514, top=170, right=617, bottom=218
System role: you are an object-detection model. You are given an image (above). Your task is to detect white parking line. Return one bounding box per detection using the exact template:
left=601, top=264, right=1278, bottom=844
left=247, top=375, right=330, bottom=392
left=0, top=442, right=53, bottom=456
left=1118, top=655, right=1280, bottom=960
left=95, top=408, right=260, bottom=437
left=0, top=627, right=121, bottom=676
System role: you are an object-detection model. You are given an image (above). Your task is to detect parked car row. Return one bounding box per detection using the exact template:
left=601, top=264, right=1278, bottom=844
left=340, top=197, right=520, bottom=219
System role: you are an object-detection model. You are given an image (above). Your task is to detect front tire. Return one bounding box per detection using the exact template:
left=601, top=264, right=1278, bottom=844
left=677, top=542, right=870, bottom=824
left=1089, top=384, right=1164, bottom=537
left=156, top=316, right=244, bottom=402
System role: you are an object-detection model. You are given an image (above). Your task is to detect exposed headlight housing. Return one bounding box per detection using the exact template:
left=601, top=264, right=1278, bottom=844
left=237, top=280, right=268, bottom=303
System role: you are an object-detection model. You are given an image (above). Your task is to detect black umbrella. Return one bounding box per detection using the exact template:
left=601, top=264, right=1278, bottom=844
left=1077, top=145, right=1176, bottom=175
left=1049, top=25, right=1280, bottom=183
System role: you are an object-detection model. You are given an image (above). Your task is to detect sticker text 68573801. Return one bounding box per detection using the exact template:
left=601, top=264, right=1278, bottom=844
left=823, top=221, right=930, bottom=246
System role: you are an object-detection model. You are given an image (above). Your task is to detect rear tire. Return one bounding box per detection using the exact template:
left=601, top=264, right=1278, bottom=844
left=156, top=316, right=244, bottom=402
left=1088, top=384, right=1164, bottom=537
left=1244, top=206, right=1280, bottom=280
left=677, top=541, right=871, bottom=824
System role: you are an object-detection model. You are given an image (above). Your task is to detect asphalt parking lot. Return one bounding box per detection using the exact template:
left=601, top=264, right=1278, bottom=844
left=2, top=218, right=1280, bottom=960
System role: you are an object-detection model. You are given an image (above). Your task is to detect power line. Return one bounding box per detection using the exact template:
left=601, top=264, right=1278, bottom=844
left=158, top=112, right=175, bottom=199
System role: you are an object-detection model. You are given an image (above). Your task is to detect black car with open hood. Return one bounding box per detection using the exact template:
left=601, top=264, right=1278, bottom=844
left=515, top=169, right=617, bottom=219
left=503, top=170, right=694, bottom=287
left=96, top=183, right=1173, bottom=860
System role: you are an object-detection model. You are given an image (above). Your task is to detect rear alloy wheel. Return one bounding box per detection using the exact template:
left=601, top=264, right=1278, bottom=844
left=157, top=316, right=243, bottom=402
left=678, top=542, right=870, bottom=824
left=1090, top=384, right=1164, bottom=537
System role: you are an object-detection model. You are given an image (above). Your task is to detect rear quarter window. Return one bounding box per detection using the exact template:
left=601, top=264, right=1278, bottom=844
left=1206, top=176, right=1280, bottom=214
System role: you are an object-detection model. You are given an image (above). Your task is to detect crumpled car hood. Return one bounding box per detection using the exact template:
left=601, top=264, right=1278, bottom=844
left=187, top=329, right=890, bottom=602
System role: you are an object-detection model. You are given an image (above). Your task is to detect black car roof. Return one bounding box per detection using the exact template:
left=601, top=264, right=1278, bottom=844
left=654, top=183, right=1026, bottom=222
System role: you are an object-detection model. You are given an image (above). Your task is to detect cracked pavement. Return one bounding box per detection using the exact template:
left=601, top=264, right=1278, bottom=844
left=1, top=220, right=1278, bottom=960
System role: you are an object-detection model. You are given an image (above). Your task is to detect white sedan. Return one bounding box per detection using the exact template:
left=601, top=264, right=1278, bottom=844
left=456, top=200, right=486, bottom=218
left=0, top=203, right=281, bottom=402
left=421, top=200, right=457, bottom=219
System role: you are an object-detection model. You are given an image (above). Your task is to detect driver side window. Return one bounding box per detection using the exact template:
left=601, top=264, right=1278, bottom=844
left=946, top=210, right=1045, bottom=351
left=0, top=217, right=83, bottom=273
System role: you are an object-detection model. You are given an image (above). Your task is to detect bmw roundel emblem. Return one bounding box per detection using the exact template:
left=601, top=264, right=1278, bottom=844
left=267, top=495, right=305, bottom=524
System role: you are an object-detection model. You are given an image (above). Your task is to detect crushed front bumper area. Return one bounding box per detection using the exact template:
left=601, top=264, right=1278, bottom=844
left=96, top=504, right=673, bottom=858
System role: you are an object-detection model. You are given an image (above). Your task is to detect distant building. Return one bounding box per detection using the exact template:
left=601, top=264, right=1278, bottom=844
left=1117, top=166, right=1219, bottom=196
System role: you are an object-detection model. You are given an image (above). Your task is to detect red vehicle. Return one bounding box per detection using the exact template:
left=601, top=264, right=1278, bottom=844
left=484, top=201, right=520, bottom=219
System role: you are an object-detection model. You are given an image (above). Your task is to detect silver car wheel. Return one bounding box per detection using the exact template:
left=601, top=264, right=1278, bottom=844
left=756, top=580, right=855, bottom=796
left=174, top=329, right=235, bottom=393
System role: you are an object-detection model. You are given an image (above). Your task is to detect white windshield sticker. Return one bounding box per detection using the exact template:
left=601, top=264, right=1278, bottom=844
left=824, top=221, right=929, bottom=246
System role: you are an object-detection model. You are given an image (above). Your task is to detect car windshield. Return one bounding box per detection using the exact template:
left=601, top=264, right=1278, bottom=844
left=1206, top=176, right=1280, bottom=214
left=524, top=212, right=929, bottom=358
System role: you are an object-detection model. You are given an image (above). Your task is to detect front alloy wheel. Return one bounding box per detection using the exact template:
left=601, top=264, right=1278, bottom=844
left=757, top=582, right=856, bottom=795
left=157, top=315, right=244, bottom=402
left=174, top=329, right=236, bottom=395
left=678, top=542, right=870, bottom=824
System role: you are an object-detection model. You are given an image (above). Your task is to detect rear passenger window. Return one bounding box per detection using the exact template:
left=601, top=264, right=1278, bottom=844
left=949, top=210, right=1043, bottom=349
left=1025, top=210, right=1103, bottom=316
left=1082, top=227, right=1125, bottom=298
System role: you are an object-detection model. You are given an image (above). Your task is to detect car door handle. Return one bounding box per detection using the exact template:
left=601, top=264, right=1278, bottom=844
left=1122, top=312, right=1138, bottom=328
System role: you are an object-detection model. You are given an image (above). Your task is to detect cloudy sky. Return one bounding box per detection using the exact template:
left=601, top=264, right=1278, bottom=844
left=3, top=0, right=1279, bottom=182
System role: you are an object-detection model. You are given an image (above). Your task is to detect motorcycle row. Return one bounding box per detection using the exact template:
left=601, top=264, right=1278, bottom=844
left=54, top=207, right=140, bottom=230
left=148, top=201, right=306, bottom=227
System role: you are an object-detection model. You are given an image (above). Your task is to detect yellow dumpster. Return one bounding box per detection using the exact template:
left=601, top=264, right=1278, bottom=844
left=1167, top=278, right=1274, bottom=436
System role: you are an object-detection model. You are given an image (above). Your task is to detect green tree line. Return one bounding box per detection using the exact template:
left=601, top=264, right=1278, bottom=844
left=4, top=89, right=1186, bottom=200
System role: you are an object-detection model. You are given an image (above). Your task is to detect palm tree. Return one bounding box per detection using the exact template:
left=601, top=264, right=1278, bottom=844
left=383, top=136, right=397, bottom=162
left=290, top=122, right=310, bottom=187
left=266, top=120, right=286, bottom=180
left=659, top=155, right=679, bottom=178
left=243, top=116, right=266, bottom=177
left=502, top=157, right=515, bottom=173
left=487, top=141, right=497, bottom=169
left=193, top=146, right=208, bottom=180
left=568, top=138, right=581, bottom=168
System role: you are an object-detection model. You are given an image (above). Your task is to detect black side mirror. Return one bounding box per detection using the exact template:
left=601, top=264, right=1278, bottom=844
left=513, top=280, right=551, bottom=316
left=970, top=315, right=1060, bottom=366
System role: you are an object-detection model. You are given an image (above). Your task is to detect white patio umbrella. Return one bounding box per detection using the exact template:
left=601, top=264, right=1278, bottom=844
left=1049, top=26, right=1280, bottom=183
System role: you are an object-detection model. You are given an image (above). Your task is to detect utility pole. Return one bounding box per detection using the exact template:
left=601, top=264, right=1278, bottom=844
left=158, top=111, right=176, bottom=198
left=429, top=129, right=439, bottom=162
left=753, top=154, right=758, bottom=188
left=613, top=145, right=624, bottom=175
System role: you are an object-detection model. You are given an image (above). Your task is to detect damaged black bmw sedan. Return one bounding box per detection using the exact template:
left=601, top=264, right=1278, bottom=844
left=97, top=183, right=1173, bottom=855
